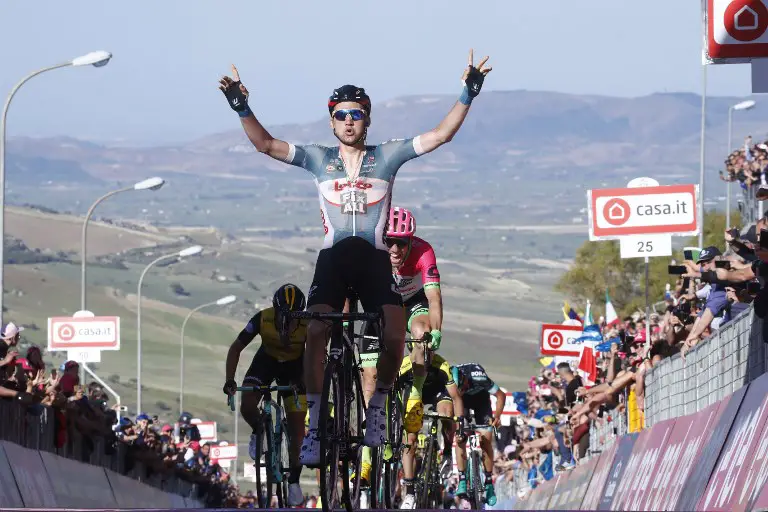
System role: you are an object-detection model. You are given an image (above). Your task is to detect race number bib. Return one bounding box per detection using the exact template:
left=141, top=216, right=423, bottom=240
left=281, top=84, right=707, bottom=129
left=341, top=190, right=367, bottom=214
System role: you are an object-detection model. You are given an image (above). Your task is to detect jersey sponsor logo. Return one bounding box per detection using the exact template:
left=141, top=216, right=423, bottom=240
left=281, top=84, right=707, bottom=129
left=471, top=370, right=486, bottom=378
left=334, top=181, right=373, bottom=192
left=245, top=321, right=255, bottom=333
left=427, top=265, right=440, bottom=278
left=318, top=178, right=388, bottom=207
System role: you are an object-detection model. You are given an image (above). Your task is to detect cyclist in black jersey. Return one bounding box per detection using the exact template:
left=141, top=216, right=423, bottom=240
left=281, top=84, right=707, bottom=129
left=219, top=50, right=492, bottom=465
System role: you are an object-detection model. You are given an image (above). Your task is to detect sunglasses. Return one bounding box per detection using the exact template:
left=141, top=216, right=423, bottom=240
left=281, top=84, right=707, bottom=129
left=385, top=237, right=410, bottom=248
left=332, top=108, right=366, bottom=122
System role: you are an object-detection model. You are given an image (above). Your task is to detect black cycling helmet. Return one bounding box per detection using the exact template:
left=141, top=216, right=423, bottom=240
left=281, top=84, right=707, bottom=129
left=273, top=283, right=306, bottom=312
left=328, top=85, right=372, bottom=116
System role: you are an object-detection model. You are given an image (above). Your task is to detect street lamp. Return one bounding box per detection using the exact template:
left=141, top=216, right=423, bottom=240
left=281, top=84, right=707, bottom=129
left=136, top=245, right=202, bottom=412
left=81, top=177, right=166, bottom=311
left=179, top=294, right=236, bottom=414
left=0, top=50, right=113, bottom=324
left=727, top=100, right=757, bottom=228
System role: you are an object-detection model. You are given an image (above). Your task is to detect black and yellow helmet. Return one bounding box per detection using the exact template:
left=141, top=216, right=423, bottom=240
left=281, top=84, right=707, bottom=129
left=273, top=283, right=306, bottom=312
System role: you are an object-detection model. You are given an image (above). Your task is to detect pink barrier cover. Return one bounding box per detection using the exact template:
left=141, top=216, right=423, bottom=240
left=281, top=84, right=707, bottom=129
left=0, top=442, right=23, bottom=507
left=699, top=372, right=768, bottom=511
left=547, top=455, right=599, bottom=510
left=580, top=440, right=618, bottom=511
left=609, top=417, right=675, bottom=510
left=39, top=450, right=117, bottom=508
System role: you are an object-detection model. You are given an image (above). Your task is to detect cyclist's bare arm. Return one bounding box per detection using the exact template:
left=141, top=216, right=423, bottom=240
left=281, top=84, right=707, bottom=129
left=493, top=387, right=506, bottom=425
left=447, top=383, right=463, bottom=416
left=219, top=64, right=291, bottom=162
left=417, top=50, right=492, bottom=154
left=425, top=285, right=443, bottom=333
left=240, top=116, right=291, bottom=161
left=226, top=311, right=262, bottom=382
left=225, top=339, right=247, bottom=383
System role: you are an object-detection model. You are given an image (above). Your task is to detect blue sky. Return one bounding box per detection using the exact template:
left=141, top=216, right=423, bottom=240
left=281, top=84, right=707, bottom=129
left=0, top=0, right=755, bottom=145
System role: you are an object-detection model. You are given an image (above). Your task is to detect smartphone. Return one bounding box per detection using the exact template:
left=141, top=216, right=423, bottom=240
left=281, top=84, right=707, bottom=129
left=761, top=230, right=768, bottom=250
left=683, top=250, right=693, bottom=261
left=50, top=369, right=57, bottom=379
left=748, top=281, right=762, bottom=294
left=668, top=265, right=687, bottom=275
left=715, top=260, right=732, bottom=270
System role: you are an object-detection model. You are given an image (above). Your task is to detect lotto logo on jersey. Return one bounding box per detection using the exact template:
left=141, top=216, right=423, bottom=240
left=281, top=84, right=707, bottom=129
left=318, top=178, right=388, bottom=207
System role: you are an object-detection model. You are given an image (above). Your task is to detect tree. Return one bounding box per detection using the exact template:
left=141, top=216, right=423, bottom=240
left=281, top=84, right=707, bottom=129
left=557, top=209, right=742, bottom=317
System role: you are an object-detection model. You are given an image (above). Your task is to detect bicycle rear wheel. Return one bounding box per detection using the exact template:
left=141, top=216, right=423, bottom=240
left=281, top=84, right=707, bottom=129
left=319, top=364, right=343, bottom=512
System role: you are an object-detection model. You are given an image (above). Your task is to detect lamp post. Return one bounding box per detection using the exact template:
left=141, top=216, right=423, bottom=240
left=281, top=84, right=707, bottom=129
left=726, top=100, right=757, bottom=229
left=81, top=177, right=165, bottom=311
left=179, top=295, right=236, bottom=414
left=0, top=51, right=112, bottom=324
left=699, top=64, right=707, bottom=249
left=136, top=245, right=202, bottom=412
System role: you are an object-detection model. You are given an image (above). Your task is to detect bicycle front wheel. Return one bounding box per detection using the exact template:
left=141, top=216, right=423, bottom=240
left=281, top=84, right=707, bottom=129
left=276, top=417, right=291, bottom=508
left=471, top=450, right=484, bottom=510
left=383, top=387, right=404, bottom=508
left=342, top=359, right=365, bottom=511
left=319, top=364, right=343, bottom=512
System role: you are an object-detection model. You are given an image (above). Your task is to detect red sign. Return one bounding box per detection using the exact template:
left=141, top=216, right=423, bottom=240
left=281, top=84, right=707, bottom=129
left=210, top=444, right=238, bottom=460
left=47, top=316, right=120, bottom=351
left=588, top=184, right=698, bottom=240
left=707, top=0, right=768, bottom=61
left=540, top=324, right=584, bottom=357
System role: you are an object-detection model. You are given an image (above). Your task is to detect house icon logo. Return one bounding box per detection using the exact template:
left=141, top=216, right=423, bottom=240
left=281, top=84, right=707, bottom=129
left=603, top=198, right=631, bottom=226
left=723, top=0, right=768, bottom=42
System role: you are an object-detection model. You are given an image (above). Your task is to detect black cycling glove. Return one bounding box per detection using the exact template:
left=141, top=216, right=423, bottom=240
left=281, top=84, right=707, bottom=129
left=464, top=66, right=485, bottom=98
left=222, top=82, right=249, bottom=113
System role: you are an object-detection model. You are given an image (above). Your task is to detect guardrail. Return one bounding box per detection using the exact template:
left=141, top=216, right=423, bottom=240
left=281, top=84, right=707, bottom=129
left=644, top=304, right=766, bottom=426
left=0, top=398, right=212, bottom=507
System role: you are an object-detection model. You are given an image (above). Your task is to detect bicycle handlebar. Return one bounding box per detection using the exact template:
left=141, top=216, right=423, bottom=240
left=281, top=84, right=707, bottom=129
left=226, top=385, right=299, bottom=412
left=287, top=311, right=380, bottom=322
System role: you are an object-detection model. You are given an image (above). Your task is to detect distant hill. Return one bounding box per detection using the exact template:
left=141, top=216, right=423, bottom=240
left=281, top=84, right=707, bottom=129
left=6, top=91, right=763, bottom=186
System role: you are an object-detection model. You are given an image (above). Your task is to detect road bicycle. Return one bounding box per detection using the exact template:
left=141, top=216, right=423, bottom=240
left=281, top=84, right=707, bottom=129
left=226, top=384, right=299, bottom=508
left=416, top=410, right=456, bottom=509
left=288, top=310, right=379, bottom=512
left=459, top=421, right=495, bottom=510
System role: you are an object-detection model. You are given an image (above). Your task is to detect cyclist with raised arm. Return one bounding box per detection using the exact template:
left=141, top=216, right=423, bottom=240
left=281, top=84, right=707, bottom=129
left=451, top=363, right=507, bottom=506
left=398, top=352, right=461, bottom=509
left=219, top=50, right=492, bottom=466
left=222, top=284, right=308, bottom=507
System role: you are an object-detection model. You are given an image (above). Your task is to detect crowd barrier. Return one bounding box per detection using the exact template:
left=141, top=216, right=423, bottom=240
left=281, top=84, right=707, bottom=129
left=0, top=440, right=203, bottom=508
left=645, top=305, right=766, bottom=427
left=0, top=399, right=206, bottom=508
left=512, top=368, right=768, bottom=511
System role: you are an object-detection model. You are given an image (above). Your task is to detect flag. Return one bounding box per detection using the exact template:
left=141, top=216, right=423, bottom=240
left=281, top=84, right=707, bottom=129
left=573, top=300, right=601, bottom=385
left=562, top=301, right=582, bottom=324
left=539, top=357, right=555, bottom=369
left=605, top=291, right=619, bottom=327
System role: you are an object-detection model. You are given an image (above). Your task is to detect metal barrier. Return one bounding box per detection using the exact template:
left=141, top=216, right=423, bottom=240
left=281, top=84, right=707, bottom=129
left=644, top=305, right=766, bottom=426
left=588, top=410, right=627, bottom=458
left=0, top=398, right=209, bottom=502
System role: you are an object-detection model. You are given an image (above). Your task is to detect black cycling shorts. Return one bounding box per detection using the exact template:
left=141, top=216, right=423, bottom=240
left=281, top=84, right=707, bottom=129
left=307, top=237, right=402, bottom=311
left=423, top=386, right=452, bottom=407
left=243, top=347, right=306, bottom=396
left=462, top=391, right=493, bottom=425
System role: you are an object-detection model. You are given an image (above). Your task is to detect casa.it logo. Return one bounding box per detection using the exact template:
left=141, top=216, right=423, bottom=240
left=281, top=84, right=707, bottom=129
left=723, top=0, right=768, bottom=42
left=548, top=331, right=564, bottom=349
left=603, top=198, right=631, bottom=226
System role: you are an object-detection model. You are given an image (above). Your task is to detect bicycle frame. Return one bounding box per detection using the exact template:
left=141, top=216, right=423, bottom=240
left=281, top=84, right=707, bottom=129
left=460, top=423, right=494, bottom=509
left=227, top=385, right=299, bottom=482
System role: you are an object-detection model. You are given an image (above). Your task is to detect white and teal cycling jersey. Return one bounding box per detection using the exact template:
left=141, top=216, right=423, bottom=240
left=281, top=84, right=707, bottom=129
left=283, top=137, right=424, bottom=251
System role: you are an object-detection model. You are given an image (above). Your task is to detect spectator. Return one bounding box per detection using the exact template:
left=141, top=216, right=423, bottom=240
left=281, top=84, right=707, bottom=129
left=556, top=362, right=582, bottom=407
left=57, top=360, right=80, bottom=397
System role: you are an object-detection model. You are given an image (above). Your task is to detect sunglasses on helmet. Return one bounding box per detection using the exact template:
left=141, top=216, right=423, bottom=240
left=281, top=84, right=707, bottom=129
left=385, top=237, right=410, bottom=248
left=332, top=108, right=366, bottom=122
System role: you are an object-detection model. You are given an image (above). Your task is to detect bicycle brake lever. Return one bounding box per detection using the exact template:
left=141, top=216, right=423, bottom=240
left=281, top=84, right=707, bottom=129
left=228, top=394, right=235, bottom=412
